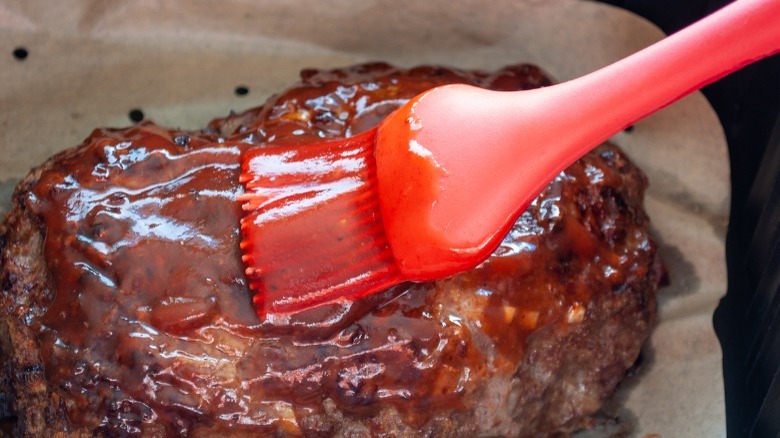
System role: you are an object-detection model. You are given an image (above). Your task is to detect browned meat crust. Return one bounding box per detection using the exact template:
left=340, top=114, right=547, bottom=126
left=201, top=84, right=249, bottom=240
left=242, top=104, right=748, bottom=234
left=0, top=63, right=660, bottom=437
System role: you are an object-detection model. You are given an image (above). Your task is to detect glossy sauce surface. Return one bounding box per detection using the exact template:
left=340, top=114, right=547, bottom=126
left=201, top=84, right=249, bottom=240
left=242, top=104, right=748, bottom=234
left=22, top=63, right=655, bottom=435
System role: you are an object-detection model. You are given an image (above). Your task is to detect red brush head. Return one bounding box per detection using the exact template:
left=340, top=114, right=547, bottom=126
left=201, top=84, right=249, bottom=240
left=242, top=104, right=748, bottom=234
left=238, top=130, right=403, bottom=317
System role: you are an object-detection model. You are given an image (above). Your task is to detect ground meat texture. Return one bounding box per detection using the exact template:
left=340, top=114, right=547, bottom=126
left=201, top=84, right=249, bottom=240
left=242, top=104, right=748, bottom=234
left=0, top=62, right=661, bottom=437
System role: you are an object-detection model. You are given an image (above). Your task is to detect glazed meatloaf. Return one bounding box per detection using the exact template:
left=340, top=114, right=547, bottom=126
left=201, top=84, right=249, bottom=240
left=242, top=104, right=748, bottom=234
left=0, top=62, right=662, bottom=437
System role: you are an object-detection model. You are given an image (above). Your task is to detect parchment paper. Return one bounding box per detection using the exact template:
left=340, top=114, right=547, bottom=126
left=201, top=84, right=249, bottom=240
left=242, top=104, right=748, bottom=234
left=0, top=1, right=728, bottom=436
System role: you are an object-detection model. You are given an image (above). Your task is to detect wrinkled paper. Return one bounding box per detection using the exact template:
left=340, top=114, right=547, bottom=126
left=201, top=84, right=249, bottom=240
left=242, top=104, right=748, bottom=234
left=0, top=1, right=727, bottom=436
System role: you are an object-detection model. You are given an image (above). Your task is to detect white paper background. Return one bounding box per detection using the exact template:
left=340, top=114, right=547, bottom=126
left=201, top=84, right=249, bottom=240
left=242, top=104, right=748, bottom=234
left=0, top=1, right=728, bottom=436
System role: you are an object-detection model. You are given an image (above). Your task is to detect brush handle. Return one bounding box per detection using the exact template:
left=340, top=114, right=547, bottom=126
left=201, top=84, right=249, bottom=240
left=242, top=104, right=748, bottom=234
left=378, top=0, right=780, bottom=280
left=489, top=0, right=780, bottom=244
left=536, top=0, right=780, bottom=169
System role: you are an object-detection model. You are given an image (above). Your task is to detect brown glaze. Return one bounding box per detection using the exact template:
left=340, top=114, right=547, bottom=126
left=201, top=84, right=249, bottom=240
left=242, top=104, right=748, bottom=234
left=15, top=63, right=658, bottom=435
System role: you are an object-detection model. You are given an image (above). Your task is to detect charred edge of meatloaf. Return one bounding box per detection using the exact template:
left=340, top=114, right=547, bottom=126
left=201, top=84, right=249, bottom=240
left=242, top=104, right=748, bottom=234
left=0, top=155, right=93, bottom=438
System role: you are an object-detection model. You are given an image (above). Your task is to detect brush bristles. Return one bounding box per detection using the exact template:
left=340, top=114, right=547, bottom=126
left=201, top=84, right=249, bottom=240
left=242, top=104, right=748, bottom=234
left=239, top=130, right=403, bottom=316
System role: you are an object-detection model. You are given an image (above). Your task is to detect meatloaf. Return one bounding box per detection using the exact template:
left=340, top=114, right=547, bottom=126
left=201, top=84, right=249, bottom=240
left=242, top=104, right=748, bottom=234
left=0, top=62, right=662, bottom=437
